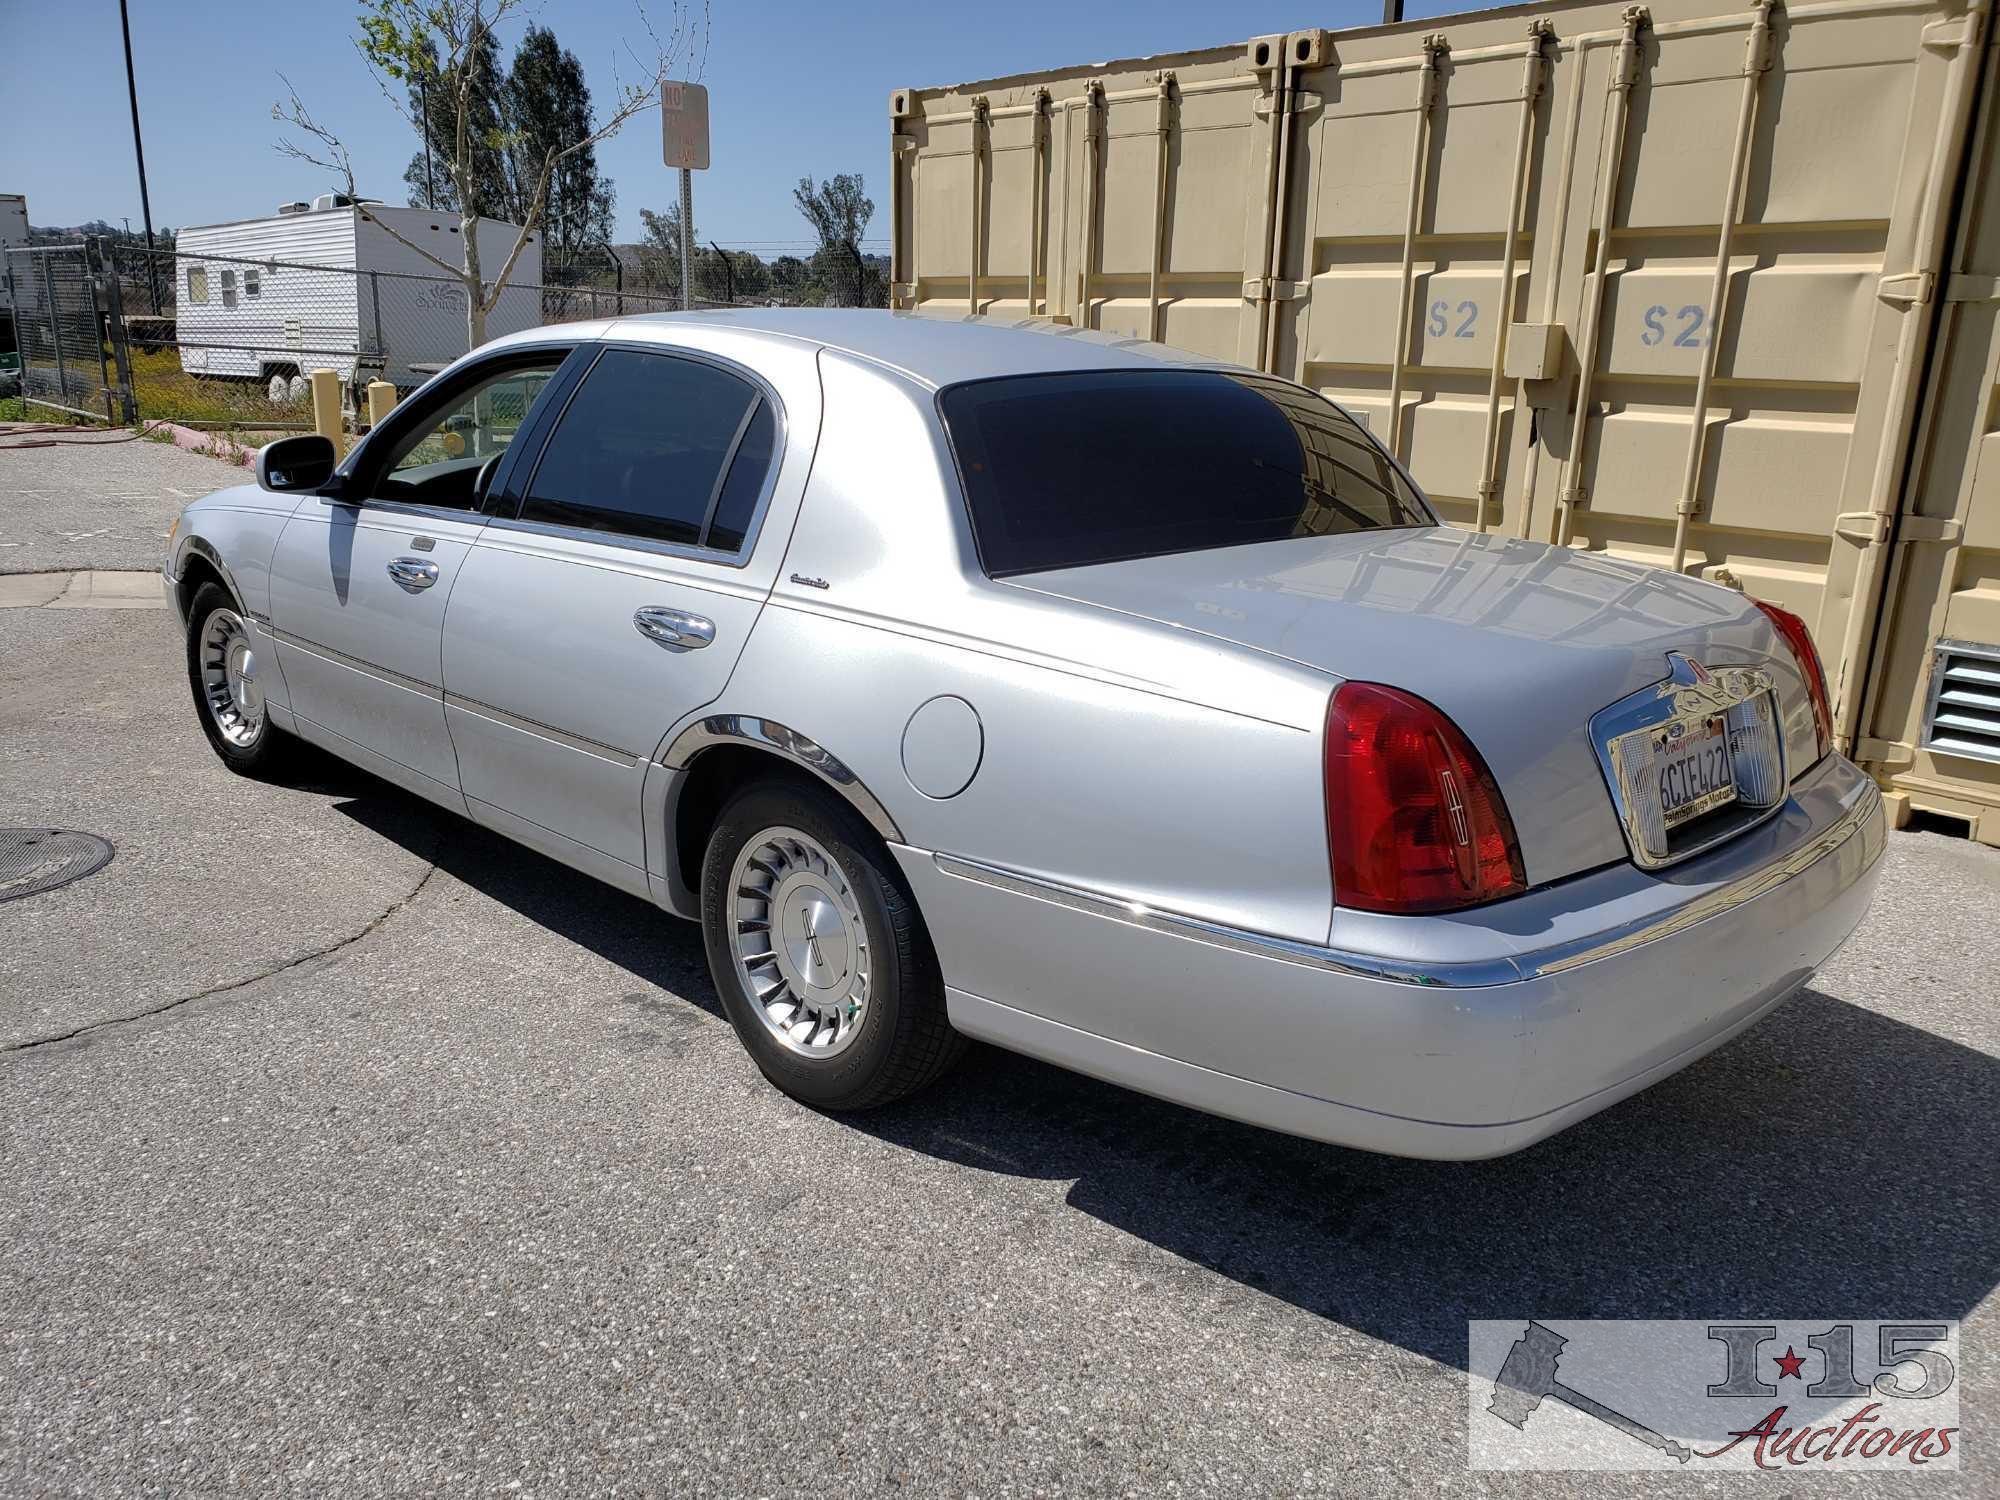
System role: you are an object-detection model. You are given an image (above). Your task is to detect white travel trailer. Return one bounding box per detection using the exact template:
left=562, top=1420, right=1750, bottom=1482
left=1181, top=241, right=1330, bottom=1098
left=175, top=195, right=542, bottom=388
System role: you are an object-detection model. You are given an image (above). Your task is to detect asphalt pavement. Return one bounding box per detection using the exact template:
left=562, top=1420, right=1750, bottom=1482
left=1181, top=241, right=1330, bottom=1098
left=2, top=437, right=1997, bottom=1497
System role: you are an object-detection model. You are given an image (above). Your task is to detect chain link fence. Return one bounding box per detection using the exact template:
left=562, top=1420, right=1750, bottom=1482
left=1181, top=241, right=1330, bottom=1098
left=1, top=242, right=137, bottom=423
left=1, top=236, right=750, bottom=434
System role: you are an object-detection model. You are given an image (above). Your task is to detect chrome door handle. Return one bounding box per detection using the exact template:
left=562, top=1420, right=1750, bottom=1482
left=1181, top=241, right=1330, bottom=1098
left=387, top=557, right=440, bottom=592
left=633, top=606, right=715, bottom=650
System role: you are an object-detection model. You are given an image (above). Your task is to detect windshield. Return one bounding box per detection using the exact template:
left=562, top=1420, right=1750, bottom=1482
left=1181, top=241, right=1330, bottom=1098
left=939, top=369, right=1433, bottom=577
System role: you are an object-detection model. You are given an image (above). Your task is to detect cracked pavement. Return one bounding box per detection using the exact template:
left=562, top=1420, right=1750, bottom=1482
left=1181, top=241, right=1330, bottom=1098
left=0, top=430, right=244, bottom=574
left=2, top=441, right=1998, bottom=1497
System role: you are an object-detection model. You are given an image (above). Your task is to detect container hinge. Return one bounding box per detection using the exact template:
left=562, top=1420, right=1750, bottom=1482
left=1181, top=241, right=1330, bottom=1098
left=1876, top=271, right=1934, bottom=306
left=1244, top=277, right=1309, bottom=302
left=893, top=136, right=917, bottom=155
left=1834, top=510, right=1892, bottom=545
left=1289, top=89, right=1324, bottom=115
left=1945, top=273, right=2000, bottom=302
left=1921, top=12, right=1982, bottom=50
left=1897, top=516, right=1964, bottom=545
left=1857, top=736, right=1916, bottom=768
left=890, top=281, right=916, bottom=302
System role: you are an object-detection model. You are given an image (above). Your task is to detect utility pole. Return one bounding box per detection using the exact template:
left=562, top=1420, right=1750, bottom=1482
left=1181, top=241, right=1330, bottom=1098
left=118, top=0, right=160, bottom=313
left=1382, top=0, right=1405, bottom=21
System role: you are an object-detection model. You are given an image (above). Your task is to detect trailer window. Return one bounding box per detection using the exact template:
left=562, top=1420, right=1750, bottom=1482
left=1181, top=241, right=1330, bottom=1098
left=186, top=267, right=208, bottom=304
left=939, top=369, right=1433, bottom=577
left=220, top=270, right=237, bottom=309
left=244, top=268, right=261, bottom=297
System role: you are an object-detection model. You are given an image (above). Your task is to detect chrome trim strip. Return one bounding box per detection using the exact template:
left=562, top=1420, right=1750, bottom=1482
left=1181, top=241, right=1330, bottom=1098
left=323, top=496, right=494, bottom=530
left=443, top=691, right=641, bottom=766
left=933, top=777, right=1880, bottom=990
left=174, top=534, right=250, bottom=617
left=267, top=626, right=440, bottom=697
left=1533, top=778, right=1880, bottom=977
left=932, top=853, right=1463, bottom=985
left=479, top=517, right=756, bottom=574
left=658, top=715, right=904, bottom=842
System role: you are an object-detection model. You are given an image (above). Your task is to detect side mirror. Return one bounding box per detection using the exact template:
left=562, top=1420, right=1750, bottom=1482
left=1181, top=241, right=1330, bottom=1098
left=255, top=434, right=338, bottom=494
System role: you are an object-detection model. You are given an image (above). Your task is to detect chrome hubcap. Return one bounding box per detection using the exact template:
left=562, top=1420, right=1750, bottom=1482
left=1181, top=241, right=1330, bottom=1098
left=729, top=827, right=870, bottom=1057
left=199, top=607, right=264, bottom=748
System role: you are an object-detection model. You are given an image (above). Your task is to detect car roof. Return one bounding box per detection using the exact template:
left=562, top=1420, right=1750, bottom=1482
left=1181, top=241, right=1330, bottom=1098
left=590, top=307, right=1233, bottom=389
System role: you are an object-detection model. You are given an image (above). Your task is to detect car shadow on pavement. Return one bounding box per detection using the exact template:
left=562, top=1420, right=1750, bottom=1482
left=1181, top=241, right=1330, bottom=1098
left=861, top=990, right=2000, bottom=1371
left=317, top=758, right=726, bottom=1022
left=324, top=764, right=1997, bottom=1373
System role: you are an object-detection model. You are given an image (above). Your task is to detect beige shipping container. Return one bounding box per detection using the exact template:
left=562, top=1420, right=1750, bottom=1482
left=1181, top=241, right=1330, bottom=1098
left=891, top=0, right=2000, bottom=842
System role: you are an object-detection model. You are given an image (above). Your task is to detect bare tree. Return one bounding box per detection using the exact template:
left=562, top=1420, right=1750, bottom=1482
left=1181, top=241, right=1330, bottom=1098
left=276, top=0, right=706, bottom=347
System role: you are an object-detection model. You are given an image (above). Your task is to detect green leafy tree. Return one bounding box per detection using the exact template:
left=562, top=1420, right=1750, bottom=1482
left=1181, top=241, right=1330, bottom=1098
left=716, top=247, right=769, bottom=301
left=277, top=0, right=704, bottom=346
left=637, top=203, right=696, bottom=293
left=768, top=255, right=810, bottom=303
left=502, top=26, right=616, bottom=275
left=793, top=174, right=874, bottom=256
left=399, top=29, right=508, bottom=216
left=793, top=174, right=880, bottom=307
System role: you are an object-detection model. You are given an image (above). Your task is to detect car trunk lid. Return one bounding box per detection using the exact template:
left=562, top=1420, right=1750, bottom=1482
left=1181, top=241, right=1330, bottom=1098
left=1007, top=527, right=1794, bottom=887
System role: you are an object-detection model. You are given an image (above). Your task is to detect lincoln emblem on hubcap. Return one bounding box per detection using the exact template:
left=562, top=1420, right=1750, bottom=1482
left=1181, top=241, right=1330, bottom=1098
left=729, top=827, right=870, bottom=1057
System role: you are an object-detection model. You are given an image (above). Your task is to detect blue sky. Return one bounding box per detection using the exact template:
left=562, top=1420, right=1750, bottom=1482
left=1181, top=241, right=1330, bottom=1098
left=0, top=0, right=1422, bottom=249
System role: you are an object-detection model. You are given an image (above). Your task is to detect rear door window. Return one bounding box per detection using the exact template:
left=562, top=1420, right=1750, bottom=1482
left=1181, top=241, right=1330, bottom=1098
left=939, top=369, right=1433, bottom=577
left=521, top=348, right=777, bottom=552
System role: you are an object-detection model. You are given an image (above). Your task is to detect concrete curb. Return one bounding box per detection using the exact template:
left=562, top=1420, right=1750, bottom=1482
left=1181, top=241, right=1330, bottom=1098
left=157, top=422, right=258, bottom=469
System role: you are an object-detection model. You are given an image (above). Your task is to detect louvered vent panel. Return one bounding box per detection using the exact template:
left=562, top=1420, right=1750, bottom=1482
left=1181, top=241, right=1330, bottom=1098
left=1922, top=642, right=2000, bottom=765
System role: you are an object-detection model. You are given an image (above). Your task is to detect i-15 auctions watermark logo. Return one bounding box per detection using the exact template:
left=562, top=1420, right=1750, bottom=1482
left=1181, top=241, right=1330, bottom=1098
left=1467, top=1320, right=1959, bottom=1471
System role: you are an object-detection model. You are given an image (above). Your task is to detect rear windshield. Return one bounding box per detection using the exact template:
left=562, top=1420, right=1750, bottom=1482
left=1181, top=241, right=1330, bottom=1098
left=939, top=369, right=1432, bottom=577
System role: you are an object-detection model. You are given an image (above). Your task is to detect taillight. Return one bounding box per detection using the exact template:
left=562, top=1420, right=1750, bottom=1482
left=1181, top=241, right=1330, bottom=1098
left=1753, top=599, right=1831, bottom=759
left=1324, top=682, right=1527, bottom=915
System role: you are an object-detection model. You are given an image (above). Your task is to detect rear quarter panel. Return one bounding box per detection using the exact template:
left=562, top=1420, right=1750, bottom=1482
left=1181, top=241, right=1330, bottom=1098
left=697, top=349, right=1339, bottom=944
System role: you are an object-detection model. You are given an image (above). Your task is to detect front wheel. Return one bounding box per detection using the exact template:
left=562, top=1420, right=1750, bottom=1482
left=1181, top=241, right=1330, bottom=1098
left=701, top=778, right=964, bottom=1111
left=184, top=580, right=294, bottom=776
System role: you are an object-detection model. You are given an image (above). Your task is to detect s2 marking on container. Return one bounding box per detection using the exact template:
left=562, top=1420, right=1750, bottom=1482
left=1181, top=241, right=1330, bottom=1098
left=1428, top=299, right=1479, bottom=339
left=1642, top=304, right=1711, bottom=348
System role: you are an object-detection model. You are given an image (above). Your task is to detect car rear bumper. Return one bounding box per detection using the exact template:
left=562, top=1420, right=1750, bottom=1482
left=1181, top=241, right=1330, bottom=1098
left=903, top=753, right=1886, bottom=1159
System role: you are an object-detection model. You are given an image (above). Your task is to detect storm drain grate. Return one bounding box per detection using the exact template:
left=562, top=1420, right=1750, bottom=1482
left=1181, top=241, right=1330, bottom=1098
left=0, top=828, right=115, bottom=904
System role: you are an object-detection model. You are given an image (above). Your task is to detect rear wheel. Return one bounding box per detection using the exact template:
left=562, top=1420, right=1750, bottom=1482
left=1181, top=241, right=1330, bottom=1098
left=184, top=580, right=293, bottom=776
left=701, top=778, right=963, bottom=1110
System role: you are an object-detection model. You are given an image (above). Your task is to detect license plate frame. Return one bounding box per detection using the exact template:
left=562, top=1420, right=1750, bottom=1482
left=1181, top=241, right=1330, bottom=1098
left=1652, top=713, right=1737, bottom=830
left=1589, top=657, right=1787, bottom=871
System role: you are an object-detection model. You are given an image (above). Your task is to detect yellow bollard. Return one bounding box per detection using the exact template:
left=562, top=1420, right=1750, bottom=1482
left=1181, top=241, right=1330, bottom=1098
left=308, top=369, right=347, bottom=461
left=365, top=379, right=399, bottom=429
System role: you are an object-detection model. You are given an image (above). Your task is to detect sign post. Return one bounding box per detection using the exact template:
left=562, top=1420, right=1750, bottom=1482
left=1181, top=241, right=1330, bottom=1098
left=660, top=81, right=711, bottom=310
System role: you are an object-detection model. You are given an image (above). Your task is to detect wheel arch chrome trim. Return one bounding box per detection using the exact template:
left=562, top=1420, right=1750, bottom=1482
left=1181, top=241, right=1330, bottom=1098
left=171, top=534, right=248, bottom=618
left=658, top=715, right=905, bottom=844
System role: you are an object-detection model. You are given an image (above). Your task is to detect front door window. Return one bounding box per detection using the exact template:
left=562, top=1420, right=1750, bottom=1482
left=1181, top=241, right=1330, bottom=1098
left=371, top=360, right=565, bottom=511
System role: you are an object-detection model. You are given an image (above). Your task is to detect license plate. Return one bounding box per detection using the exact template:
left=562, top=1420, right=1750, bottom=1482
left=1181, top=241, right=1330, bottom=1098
left=1655, top=714, right=1736, bottom=829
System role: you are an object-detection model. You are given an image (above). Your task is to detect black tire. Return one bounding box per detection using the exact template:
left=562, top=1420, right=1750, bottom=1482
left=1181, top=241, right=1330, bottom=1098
left=701, top=777, right=965, bottom=1111
left=184, top=579, right=295, bottom=777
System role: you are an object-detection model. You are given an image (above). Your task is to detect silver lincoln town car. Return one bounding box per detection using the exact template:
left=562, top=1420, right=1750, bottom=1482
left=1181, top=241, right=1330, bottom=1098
left=164, top=310, right=1886, bottom=1158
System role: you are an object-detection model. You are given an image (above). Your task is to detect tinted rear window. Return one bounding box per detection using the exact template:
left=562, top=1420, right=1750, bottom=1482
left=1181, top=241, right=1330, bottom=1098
left=940, top=370, right=1432, bottom=577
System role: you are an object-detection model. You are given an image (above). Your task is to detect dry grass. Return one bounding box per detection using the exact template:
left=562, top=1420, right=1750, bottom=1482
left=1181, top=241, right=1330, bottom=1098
left=121, top=346, right=315, bottom=427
